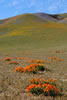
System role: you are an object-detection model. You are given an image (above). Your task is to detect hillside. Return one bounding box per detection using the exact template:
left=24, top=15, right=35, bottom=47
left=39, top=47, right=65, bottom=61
left=0, top=13, right=67, bottom=53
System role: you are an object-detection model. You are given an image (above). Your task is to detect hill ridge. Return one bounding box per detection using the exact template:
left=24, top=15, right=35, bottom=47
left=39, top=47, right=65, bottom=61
left=0, top=13, right=67, bottom=25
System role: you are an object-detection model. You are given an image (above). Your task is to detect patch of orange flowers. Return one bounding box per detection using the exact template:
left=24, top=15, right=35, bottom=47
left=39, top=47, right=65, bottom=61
left=30, top=78, right=56, bottom=85
left=8, top=61, right=19, bottom=64
left=14, top=67, right=24, bottom=72
left=26, top=84, right=41, bottom=92
left=26, top=78, right=61, bottom=96
left=49, top=56, right=64, bottom=61
left=43, top=84, right=59, bottom=93
left=30, top=78, right=41, bottom=84
left=28, top=60, right=50, bottom=64
left=3, top=57, right=12, bottom=61
left=14, top=64, right=45, bottom=73
left=56, top=58, right=64, bottom=61
left=28, top=60, right=45, bottom=63
left=49, top=56, right=56, bottom=60
left=15, top=57, right=28, bottom=60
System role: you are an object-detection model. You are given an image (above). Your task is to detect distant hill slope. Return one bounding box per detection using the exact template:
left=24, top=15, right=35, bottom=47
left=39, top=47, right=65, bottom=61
left=34, top=13, right=64, bottom=22
left=34, top=13, right=67, bottom=23
left=0, top=13, right=67, bottom=24
left=0, top=13, right=67, bottom=53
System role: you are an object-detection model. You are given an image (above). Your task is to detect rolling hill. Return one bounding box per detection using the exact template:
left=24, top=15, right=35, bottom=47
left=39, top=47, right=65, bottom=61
left=0, top=13, right=67, bottom=53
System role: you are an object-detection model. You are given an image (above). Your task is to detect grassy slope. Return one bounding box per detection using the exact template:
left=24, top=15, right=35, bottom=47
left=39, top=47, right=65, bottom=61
left=0, top=14, right=67, bottom=53
left=60, top=13, right=67, bottom=18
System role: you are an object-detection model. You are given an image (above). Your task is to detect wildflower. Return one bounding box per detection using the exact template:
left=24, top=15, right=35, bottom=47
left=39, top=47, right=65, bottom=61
left=28, top=60, right=45, bottom=64
left=26, top=84, right=37, bottom=92
left=56, top=58, right=64, bottom=61
left=26, top=78, right=61, bottom=96
left=8, top=61, right=19, bottom=64
left=14, top=67, right=23, bottom=72
left=3, top=57, right=12, bottom=61
left=49, top=56, right=56, bottom=60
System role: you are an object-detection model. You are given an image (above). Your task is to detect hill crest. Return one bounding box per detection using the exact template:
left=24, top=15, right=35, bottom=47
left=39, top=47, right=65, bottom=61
left=0, top=13, right=67, bottom=24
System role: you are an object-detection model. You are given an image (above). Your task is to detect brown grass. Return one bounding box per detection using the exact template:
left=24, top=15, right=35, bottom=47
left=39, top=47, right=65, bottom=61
left=0, top=50, right=67, bottom=100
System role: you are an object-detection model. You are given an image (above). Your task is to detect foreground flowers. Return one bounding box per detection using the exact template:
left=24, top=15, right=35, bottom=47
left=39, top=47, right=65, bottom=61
left=14, top=64, right=48, bottom=74
left=30, top=78, right=56, bottom=86
left=26, top=78, right=61, bottom=96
